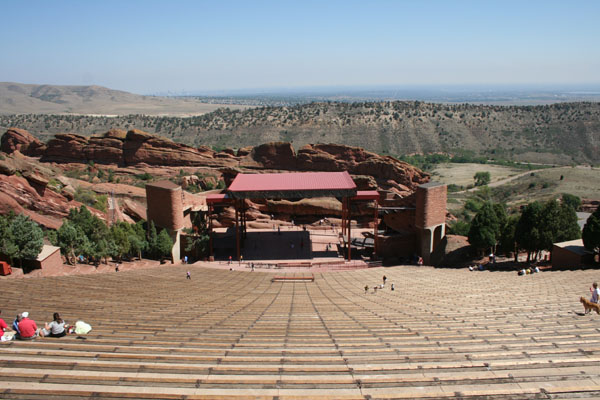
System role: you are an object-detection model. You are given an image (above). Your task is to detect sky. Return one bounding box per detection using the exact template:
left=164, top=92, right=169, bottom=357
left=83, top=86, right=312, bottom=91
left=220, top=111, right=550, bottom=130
left=1, top=0, right=599, bottom=94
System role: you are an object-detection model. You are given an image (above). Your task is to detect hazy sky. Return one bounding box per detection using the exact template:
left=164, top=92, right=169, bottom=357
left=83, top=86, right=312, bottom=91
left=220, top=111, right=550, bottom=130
left=2, top=0, right=599, bottom=94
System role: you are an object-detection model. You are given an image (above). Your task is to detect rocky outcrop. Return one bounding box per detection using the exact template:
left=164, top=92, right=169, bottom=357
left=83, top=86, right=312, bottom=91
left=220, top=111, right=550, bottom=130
left=30, top=129, right=236, bottom=167
left=42, top=134, right=101, bottom=163
left=122, top=129, right=230, bottom=167
left=0, top=174, right=104, bottom=230
left=0, top=128, right=46, bottom=156
left=2, top=128, right=429, bottom=193
left=296, top=144, right=429, bottom=190
left=248, top=142, right=297, bottom=170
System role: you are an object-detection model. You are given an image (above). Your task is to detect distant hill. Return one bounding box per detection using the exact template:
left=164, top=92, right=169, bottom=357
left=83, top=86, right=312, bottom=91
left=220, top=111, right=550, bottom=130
left=0, top=82, right=250, bottom=116
left=1, top=100, right=599, bottom=165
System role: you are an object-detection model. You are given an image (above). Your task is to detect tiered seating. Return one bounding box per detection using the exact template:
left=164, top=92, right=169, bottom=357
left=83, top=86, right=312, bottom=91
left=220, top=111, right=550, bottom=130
left=1, top=265, right=599, bottom=399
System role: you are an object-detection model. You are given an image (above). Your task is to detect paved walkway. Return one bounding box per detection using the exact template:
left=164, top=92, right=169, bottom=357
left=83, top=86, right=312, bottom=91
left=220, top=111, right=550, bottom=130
left=0, top=265, right=599, bottom=399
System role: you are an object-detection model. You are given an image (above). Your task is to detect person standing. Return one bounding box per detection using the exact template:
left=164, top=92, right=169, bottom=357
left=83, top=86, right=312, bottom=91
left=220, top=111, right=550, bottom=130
left=186, top=271, right=191, bottom=280
left=591, top=282, right=600, bottom=303
left=383, top=275, right=387, bottom=285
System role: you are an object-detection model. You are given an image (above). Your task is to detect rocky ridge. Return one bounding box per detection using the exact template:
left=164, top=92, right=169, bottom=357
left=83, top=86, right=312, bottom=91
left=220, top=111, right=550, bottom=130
left=2, top=128, right=428, bottom=191
left=3, top=101, right=600, bottom=164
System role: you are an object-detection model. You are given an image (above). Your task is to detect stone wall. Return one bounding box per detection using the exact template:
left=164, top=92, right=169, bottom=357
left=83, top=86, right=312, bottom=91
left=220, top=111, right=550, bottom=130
left=415, top=183, right=447, bottom=229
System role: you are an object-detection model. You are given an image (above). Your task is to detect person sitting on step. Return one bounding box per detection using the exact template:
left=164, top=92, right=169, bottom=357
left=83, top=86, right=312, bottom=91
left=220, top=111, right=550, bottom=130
left=16, top=312, right=38, bottom=340
left=40, top=312, right=67, bottom=338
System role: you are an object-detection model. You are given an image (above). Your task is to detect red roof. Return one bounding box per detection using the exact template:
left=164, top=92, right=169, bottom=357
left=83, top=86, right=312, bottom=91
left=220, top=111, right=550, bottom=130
left=206, top=193, right=231, bottom=204
left=352, top=190, right=380, bottom=201
left=228, top=171, right=356, bottom=193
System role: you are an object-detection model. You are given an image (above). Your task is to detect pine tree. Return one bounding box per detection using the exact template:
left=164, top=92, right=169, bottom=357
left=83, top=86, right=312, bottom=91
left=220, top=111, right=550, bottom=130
left=9, top=214, right=44, bottom=269
left=147, top=220, right=158, bottom=258
left=515, top=201, right=543, bottom=262
left=156, top=229, right=174, bottom=261
left=468, top=202, right=500, bottom=255
left=582, top=206, right=600, bottom=254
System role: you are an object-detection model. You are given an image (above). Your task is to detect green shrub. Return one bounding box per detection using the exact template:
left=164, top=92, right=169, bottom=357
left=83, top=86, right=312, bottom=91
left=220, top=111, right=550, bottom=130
left=448, top=220, right=470, bottom=236
left=135, top=172, right=153, bottom=181
left=74, top=188, right=107, bottom=212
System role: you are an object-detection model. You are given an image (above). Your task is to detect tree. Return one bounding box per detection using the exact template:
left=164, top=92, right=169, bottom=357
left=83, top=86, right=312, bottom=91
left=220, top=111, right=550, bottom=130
left=515, top=201, right=543, bottom=262
left=0, top=213, right=18, bottom=266
left=556, top=202, right=581, bottom=243
left=8, top=214, right=44, bottom=269
left=57, top=220, right=89, bottom=264
left=110, top=223, right=131, bottom=261
left=538, top=199, right=563, bottom=252
left=62, top=205, right=117, bottom=264
left=156, top=229, right=174, bottom=261
left=468, top=202, right=500, bottom=255
left=498, top=215, right=519, bottom=261
left=147, top=220, right=158, bottom=258
left=561, top=193, right=581, bottom=211
left=129, top=221, right=148, bottom=260
left=447, top=220, right=470, bottom=236
left=539, top=199, right=581, bottom=252
left=184, top=213, right=210, bottom=261
left=582, top=206, right=600, bottom=254
left=473, top=171, right=491, bottom=186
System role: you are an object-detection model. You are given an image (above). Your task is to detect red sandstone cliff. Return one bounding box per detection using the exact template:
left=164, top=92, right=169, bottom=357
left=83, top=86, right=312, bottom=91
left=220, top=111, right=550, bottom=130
left=0, top=128, right=46, bottom=156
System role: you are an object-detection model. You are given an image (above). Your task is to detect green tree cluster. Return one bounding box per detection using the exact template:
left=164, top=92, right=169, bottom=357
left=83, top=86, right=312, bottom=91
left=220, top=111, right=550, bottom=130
left=467, top=197, right=581, bottom=263
left=0, top=213, right=44, bottom=269
left=515, top=199, right=581, bottom=262
left=55, top=205, right=173, bottom=265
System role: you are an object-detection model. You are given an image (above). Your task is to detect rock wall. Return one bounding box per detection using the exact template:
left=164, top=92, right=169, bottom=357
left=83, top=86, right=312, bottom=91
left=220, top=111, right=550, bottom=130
left=0, top=128, right=46, bottom=156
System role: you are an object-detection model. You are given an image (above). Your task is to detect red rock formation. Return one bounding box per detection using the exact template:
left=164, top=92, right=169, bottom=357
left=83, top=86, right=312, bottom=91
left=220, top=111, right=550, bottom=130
left=296, top=144, right=429, bottom=190
left=122, top=129, right=230, bottom=167
left=0, top=174, right=105, bottom=229
left=0, top=128, right=46, bottom=156
left=41, top=134, right=91, bottom=163
left=249, top=142, right=297, bottom=170
left=2, top=128, right=429, bottom=193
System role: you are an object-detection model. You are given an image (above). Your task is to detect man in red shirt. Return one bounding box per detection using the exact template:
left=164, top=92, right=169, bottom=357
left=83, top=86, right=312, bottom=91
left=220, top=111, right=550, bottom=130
left=0, top=309, right=8, bottom=332
left=17, top=312, right=38, bottom=340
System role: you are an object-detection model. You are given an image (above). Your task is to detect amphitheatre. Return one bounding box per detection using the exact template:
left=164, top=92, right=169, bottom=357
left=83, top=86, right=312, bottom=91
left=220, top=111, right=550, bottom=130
left=1, top=260, right=599, bottom=399
left=1, top=127, right=599, bottom=399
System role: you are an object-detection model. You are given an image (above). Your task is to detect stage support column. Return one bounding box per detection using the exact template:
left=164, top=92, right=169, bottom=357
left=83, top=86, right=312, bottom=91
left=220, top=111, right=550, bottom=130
left=341, top=197, right=346, bottom=233
left=347, top=198, right=352, bottom=262
left=373, top=200, right=378, bottom=257
left=208, top=204, right=213, bottom=258
left=235, top=200, right=240, bottom=261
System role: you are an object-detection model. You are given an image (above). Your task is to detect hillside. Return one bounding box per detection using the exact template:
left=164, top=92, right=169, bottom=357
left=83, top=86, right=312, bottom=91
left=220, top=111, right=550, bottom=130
left=2, top=100, right=599, bottom=164
left=0, top=82, right=250, bottom=116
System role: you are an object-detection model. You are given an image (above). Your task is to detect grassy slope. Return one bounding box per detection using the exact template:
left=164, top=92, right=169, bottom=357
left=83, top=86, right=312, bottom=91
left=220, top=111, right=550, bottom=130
left=1, top=101, right=599, bottom=164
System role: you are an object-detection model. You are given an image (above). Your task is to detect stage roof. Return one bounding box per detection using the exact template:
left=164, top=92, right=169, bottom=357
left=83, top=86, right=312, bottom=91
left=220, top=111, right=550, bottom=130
left=352, top=190, right=380, bottom=201
left=206, top=193, right=231, bottom=204
left=227, top=171, right=357, bottom=199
